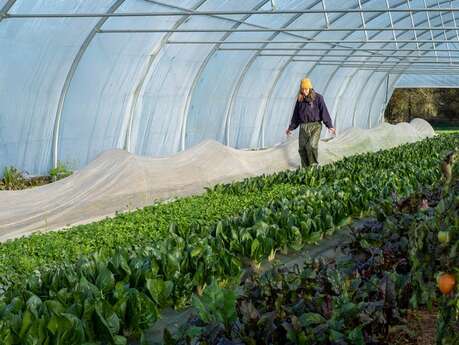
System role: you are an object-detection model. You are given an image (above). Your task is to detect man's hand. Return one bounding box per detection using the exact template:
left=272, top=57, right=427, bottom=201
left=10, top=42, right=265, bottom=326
left=328, top=128, right=336, bottom=135
left=285, top=128, right=292, bottom=136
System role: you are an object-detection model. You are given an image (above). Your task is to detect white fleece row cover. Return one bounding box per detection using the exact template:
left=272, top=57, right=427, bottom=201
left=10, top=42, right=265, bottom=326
left=0, top=118, right=434, bottom=242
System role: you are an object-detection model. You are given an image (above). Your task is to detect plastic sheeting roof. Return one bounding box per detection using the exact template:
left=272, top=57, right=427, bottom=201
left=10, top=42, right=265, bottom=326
left=1, top=0, right=459, bottom=176
left=395, top=73, right=459, bottom=87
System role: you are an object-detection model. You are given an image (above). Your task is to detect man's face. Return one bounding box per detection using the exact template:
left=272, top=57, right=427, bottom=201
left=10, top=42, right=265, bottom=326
left=302, top=88, right=310, bottom=96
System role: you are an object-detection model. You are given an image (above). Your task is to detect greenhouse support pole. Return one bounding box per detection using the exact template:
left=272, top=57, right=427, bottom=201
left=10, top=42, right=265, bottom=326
left=52, top=0, right=126, bottom=169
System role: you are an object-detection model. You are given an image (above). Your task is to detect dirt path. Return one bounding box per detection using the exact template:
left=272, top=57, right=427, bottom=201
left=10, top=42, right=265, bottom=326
left=390, top=309, right=437, bottom=345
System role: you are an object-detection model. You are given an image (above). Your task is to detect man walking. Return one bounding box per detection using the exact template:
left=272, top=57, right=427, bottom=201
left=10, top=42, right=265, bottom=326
left=286, top=78, right=336, bottom=168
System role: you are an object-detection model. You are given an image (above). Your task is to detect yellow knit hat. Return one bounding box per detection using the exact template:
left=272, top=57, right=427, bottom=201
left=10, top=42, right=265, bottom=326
left=301, top=78, right=313, bottom=89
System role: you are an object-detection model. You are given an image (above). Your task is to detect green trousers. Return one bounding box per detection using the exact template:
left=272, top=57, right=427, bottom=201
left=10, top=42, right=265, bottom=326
left=298, top=122, right=322, bottom=168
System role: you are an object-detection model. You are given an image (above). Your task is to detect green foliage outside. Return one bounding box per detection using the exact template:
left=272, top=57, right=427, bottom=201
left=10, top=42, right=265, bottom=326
left=0, top=134, right=457, bottom=344
left=385, top=88, right=459, bottom=134
left=432, top=122, right=459, bottom=135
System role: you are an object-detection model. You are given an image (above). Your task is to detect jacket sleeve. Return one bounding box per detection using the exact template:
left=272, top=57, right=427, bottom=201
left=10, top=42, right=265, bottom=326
left=288, top=101, right=301, bottom=131
left=318, top=95, right=333, bottom=129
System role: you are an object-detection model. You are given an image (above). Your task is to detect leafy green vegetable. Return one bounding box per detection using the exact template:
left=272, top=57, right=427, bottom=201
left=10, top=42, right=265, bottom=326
left=0, top=134, right=457, bottom=344
left=169, top=160, right=459, bottom=344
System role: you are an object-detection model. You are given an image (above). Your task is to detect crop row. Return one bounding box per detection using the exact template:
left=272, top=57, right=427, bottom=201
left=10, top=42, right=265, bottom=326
left=0, top=135, right=457, bottom=344
left=1, top=135, right=457, bottom=289
left=170, top=166, right=459, bottom=344
left=209, top=136, right=453, bottom=195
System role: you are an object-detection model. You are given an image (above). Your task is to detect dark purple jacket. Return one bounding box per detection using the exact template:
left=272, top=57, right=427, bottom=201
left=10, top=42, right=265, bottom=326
left=288, top=92, right=333, bottom=130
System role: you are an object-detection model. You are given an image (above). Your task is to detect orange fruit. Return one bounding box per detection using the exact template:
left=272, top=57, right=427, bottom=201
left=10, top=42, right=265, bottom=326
left=438, top=273, right=456, bottom=295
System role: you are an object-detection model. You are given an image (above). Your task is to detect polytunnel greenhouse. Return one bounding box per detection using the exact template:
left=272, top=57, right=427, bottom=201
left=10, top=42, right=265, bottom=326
left=0, top=0, right=459, bottom=344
